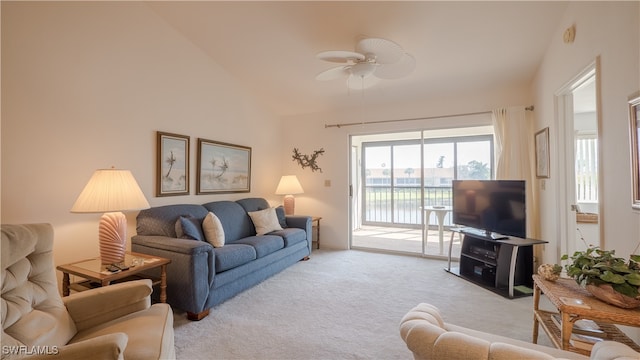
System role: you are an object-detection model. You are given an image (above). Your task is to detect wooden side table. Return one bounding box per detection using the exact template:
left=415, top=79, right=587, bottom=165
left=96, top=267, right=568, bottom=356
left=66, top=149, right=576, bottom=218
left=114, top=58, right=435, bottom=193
left=532, top=275, right=640, bottom=355
left=57, top=252, right=171, bottom=303
left=312, top=216, right=322, bottom=249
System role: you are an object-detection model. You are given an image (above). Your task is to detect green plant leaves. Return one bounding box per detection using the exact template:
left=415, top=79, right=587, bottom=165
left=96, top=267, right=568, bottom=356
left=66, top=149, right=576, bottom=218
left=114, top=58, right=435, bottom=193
left=563, top=247, right=640, bottom=299
left=600, top=271, right=626, bottom=284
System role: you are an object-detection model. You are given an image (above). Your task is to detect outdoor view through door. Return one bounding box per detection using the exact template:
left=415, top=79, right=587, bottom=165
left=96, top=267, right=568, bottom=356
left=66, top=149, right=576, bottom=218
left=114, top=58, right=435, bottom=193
left=351, top=127, right=494, bottom=258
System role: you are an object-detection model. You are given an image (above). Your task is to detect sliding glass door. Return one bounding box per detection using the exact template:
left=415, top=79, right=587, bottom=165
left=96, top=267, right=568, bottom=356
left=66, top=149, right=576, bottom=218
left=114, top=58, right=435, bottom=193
left=351, top=129, right=493, bottom=257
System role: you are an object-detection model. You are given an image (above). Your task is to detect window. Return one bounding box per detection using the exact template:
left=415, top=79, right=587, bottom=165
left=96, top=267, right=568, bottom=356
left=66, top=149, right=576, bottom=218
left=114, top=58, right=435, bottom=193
left=575, top=134, right=598, bottom=202
left=361, top=135, right=493, bottom=226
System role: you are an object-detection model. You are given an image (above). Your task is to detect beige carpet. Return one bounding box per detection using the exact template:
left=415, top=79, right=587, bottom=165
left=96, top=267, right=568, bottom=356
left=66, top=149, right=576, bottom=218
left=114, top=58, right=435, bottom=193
left=172, top=249, right=555, bottom=359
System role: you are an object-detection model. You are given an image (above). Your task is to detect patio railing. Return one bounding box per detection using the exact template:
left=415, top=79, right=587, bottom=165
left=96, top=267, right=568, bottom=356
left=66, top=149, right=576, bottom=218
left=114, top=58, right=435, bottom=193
left=363, top=185, right=453, bottom=227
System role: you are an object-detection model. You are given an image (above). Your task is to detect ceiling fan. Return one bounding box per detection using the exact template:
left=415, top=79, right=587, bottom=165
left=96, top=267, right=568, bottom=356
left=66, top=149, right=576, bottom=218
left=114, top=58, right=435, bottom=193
left=315, top=37, right=416, bottom=90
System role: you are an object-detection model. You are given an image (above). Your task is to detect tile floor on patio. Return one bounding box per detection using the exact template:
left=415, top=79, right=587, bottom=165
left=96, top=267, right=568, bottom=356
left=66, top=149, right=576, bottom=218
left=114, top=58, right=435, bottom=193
left=351, top=225, right=462, bottom=259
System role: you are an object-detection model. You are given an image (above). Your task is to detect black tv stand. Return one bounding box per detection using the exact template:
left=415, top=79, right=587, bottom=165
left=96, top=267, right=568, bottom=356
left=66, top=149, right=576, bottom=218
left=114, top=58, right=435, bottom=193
left=489, top=233, right=509, bottom=240
left=445, top=227, right=547, bottom=298
left=458, top=227, right=509, bottom=240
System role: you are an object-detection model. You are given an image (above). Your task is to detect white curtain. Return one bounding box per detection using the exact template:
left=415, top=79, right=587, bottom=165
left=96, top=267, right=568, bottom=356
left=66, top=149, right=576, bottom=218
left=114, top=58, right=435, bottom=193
left=492, top=107, right=540, bottom=243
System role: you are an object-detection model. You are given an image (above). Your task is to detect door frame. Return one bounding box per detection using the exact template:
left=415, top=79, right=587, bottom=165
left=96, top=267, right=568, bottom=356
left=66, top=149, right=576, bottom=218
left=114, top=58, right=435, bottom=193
left=554, top=57, right=603, bottom=260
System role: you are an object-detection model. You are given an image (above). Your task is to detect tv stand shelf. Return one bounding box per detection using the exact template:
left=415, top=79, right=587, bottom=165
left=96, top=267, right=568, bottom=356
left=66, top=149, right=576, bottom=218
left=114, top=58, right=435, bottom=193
left=446, top=228, right=547, bottom=298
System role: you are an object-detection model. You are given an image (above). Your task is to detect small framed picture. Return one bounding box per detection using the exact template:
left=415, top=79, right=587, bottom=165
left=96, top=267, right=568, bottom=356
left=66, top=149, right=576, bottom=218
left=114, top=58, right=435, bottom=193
left=197, top=138, right=251, bottom=194
left=535, top=127, right=550, bottom=179
left=629, top=91, right=640, bottom=210
left=156, top=131, right=190, bottom=196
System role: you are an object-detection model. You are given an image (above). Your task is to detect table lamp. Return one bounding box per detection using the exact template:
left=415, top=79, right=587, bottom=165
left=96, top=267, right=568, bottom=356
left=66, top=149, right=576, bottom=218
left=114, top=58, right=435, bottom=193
left=71, top=168, right=150, bottom=265
left=275, top=175, right=304, bottom=215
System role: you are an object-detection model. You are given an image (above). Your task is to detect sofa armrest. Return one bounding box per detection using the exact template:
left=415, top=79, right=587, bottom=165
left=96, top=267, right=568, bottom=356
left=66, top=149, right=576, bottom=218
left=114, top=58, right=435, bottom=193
left=64, top=280, right=152, bottom=331
left=285, top=216, right=312, bottom=253
left=285, top=215, right=311, bottom=232
left=25, top=333, right=128, bottom=360
left=590, top=341, right=640, bottom=360
left=131, top=235, right=215, bottom=314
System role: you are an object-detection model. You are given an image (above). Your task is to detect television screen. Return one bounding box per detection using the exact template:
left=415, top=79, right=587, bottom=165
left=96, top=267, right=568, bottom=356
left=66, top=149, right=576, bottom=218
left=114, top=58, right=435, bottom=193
left=452, top=180, right=526, bottom=239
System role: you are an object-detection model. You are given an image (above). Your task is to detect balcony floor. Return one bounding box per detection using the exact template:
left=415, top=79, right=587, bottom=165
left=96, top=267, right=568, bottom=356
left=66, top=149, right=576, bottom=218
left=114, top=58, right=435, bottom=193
left=352, top=225, right=462, bottom=259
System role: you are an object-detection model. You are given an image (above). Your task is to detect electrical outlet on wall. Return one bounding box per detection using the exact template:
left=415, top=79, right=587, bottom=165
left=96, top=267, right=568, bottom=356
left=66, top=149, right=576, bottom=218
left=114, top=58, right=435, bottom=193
left=324, top=179, right=331, bottom=187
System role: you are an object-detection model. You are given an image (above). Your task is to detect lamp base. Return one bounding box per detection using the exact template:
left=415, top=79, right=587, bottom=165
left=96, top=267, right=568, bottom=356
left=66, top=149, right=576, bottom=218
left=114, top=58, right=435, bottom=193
left=283, top=195, right=295, bottom=215
left=99, top=212, right=127, bottom=265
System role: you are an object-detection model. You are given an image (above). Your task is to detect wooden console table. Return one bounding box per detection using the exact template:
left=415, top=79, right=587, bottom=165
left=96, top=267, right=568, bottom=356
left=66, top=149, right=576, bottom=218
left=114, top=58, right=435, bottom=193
left=532, top=275, right=640, bottom=355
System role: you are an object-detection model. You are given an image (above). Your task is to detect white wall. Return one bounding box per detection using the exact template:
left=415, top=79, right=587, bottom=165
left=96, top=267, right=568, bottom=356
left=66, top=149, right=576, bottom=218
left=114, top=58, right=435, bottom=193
left=1, top=3, right=284, bottom=269
left=532, top=2, right=640, bottom=263
left=282, top=85, right=532, bottom=249
left=532, top=2, right=639, bottom=341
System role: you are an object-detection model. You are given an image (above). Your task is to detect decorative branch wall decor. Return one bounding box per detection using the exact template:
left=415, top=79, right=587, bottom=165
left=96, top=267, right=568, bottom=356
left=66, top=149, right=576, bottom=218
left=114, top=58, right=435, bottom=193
left=292, top=148, right=324, bottom=172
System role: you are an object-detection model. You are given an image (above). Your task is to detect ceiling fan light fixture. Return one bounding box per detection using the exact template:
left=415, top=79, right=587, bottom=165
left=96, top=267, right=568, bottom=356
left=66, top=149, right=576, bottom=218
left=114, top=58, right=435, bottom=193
left=316, top=37, right=414, bottom=89
left=347, top=74, right=380, bottom=90
left=350, top=62, right=376, bottom=78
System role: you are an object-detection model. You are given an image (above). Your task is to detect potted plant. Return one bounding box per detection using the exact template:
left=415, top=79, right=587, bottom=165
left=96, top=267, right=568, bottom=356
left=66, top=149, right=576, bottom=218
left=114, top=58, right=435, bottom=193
left=562, top=247, right=640, bottom=308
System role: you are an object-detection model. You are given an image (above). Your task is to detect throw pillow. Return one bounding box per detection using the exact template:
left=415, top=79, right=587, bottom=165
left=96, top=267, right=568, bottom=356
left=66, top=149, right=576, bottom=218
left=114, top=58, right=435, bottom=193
left=248, top=207, right=283, bottom=236
left=202, top=212, right=225, bottom=248
left=275, top=205, right=288, bottom=228
left=176, top=216, right=204, bottom=241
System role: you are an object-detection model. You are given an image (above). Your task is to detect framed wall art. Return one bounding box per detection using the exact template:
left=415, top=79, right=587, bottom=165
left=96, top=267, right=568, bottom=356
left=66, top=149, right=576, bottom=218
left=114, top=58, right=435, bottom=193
left=156, top=131, right=190, bottom=196
left=629, top=92, right=640, bottom=210
left=535, top=127, right=550, bottom=179
left=197, top=138, right=251, bottom=194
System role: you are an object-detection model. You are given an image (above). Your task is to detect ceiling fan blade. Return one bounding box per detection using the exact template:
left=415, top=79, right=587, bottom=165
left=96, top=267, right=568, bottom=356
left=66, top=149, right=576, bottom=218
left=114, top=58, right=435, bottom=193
left=316, top=66, right=351, bottom=81
left=347, top=74, right=381, bottom=90
left=356, top=38, right=403, bottom=64
left=374, top=53, right=416, bottom=79
left=316, top=50, right=365, bottom=63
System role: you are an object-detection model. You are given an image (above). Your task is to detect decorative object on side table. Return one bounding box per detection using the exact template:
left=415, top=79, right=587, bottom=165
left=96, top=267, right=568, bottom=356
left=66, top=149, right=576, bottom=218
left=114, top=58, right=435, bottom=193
left=538, top=263, right=562, bottom=281
left=71, top=168, right=150, bottom=265
left=275, top=175, right=304, bottom=215
left=562, top=247, right=640, bottom=309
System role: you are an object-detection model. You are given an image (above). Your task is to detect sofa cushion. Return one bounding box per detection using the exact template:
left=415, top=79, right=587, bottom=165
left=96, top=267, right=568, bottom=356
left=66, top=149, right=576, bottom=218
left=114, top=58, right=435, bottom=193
left=247, top=208, right=283, bottom=235
left=269, top=228, right=306, bottom=247
left=446, top=323, right=586, bottom=359
left=214, top=244, right=257, bottom=273
left=236, top=197, right=271, bottom=213
left=234, top=236, right=284, bottom=258
left=137, top=204, right=209, bottom=237
left=202, top=212, right=225, bottom=248
left=275, top=206, right=288, bottom=228
left=176, top=216, right=204, bottom=241
left=69, top=303, right=175, bottom=360
left=489, top=343, right=557, bottom=360
left=203, top=201, right=254, bottom=242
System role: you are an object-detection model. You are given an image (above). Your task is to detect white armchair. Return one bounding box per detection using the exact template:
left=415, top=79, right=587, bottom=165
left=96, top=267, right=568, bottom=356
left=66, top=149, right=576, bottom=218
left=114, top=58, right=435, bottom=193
left=400, top=303, right=640, bottom=360
left=1, top=223, right=175, bottom=359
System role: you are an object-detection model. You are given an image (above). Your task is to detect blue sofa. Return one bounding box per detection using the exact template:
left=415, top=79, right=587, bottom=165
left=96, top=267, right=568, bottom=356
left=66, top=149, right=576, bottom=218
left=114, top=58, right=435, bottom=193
left=132, top=198, right=312, bottom=320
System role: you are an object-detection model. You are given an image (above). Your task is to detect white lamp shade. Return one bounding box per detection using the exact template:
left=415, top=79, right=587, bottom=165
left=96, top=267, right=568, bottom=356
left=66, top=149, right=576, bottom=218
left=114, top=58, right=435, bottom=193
left=275, top=175, right=304, bottom=195
left=71, top=169, right=150, bottom=213
left=71, top=169, right=149, bottom=265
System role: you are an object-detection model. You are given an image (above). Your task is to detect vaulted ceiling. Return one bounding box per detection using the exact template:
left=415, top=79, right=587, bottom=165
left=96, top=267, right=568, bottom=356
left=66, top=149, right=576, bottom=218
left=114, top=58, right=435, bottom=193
left=148, top=1, right=569, bottom=117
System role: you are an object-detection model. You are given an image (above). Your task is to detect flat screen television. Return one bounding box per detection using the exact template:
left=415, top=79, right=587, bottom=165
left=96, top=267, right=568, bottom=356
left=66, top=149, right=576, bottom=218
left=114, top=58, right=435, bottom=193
left=452, top=180, right=526, bottom=239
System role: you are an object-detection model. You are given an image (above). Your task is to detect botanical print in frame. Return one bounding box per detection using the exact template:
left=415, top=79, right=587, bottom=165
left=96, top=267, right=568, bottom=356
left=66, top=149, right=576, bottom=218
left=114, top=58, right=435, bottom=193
left=535, top=127, right=550, bottom=179
left=156, top=131, right=190, bottom=196
left=197, top=138, right=251, bottom=194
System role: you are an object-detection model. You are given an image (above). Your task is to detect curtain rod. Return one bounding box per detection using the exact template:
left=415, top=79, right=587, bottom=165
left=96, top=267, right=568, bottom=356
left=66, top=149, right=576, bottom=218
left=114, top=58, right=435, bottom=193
left=324, top=105, right=534, bottom=129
